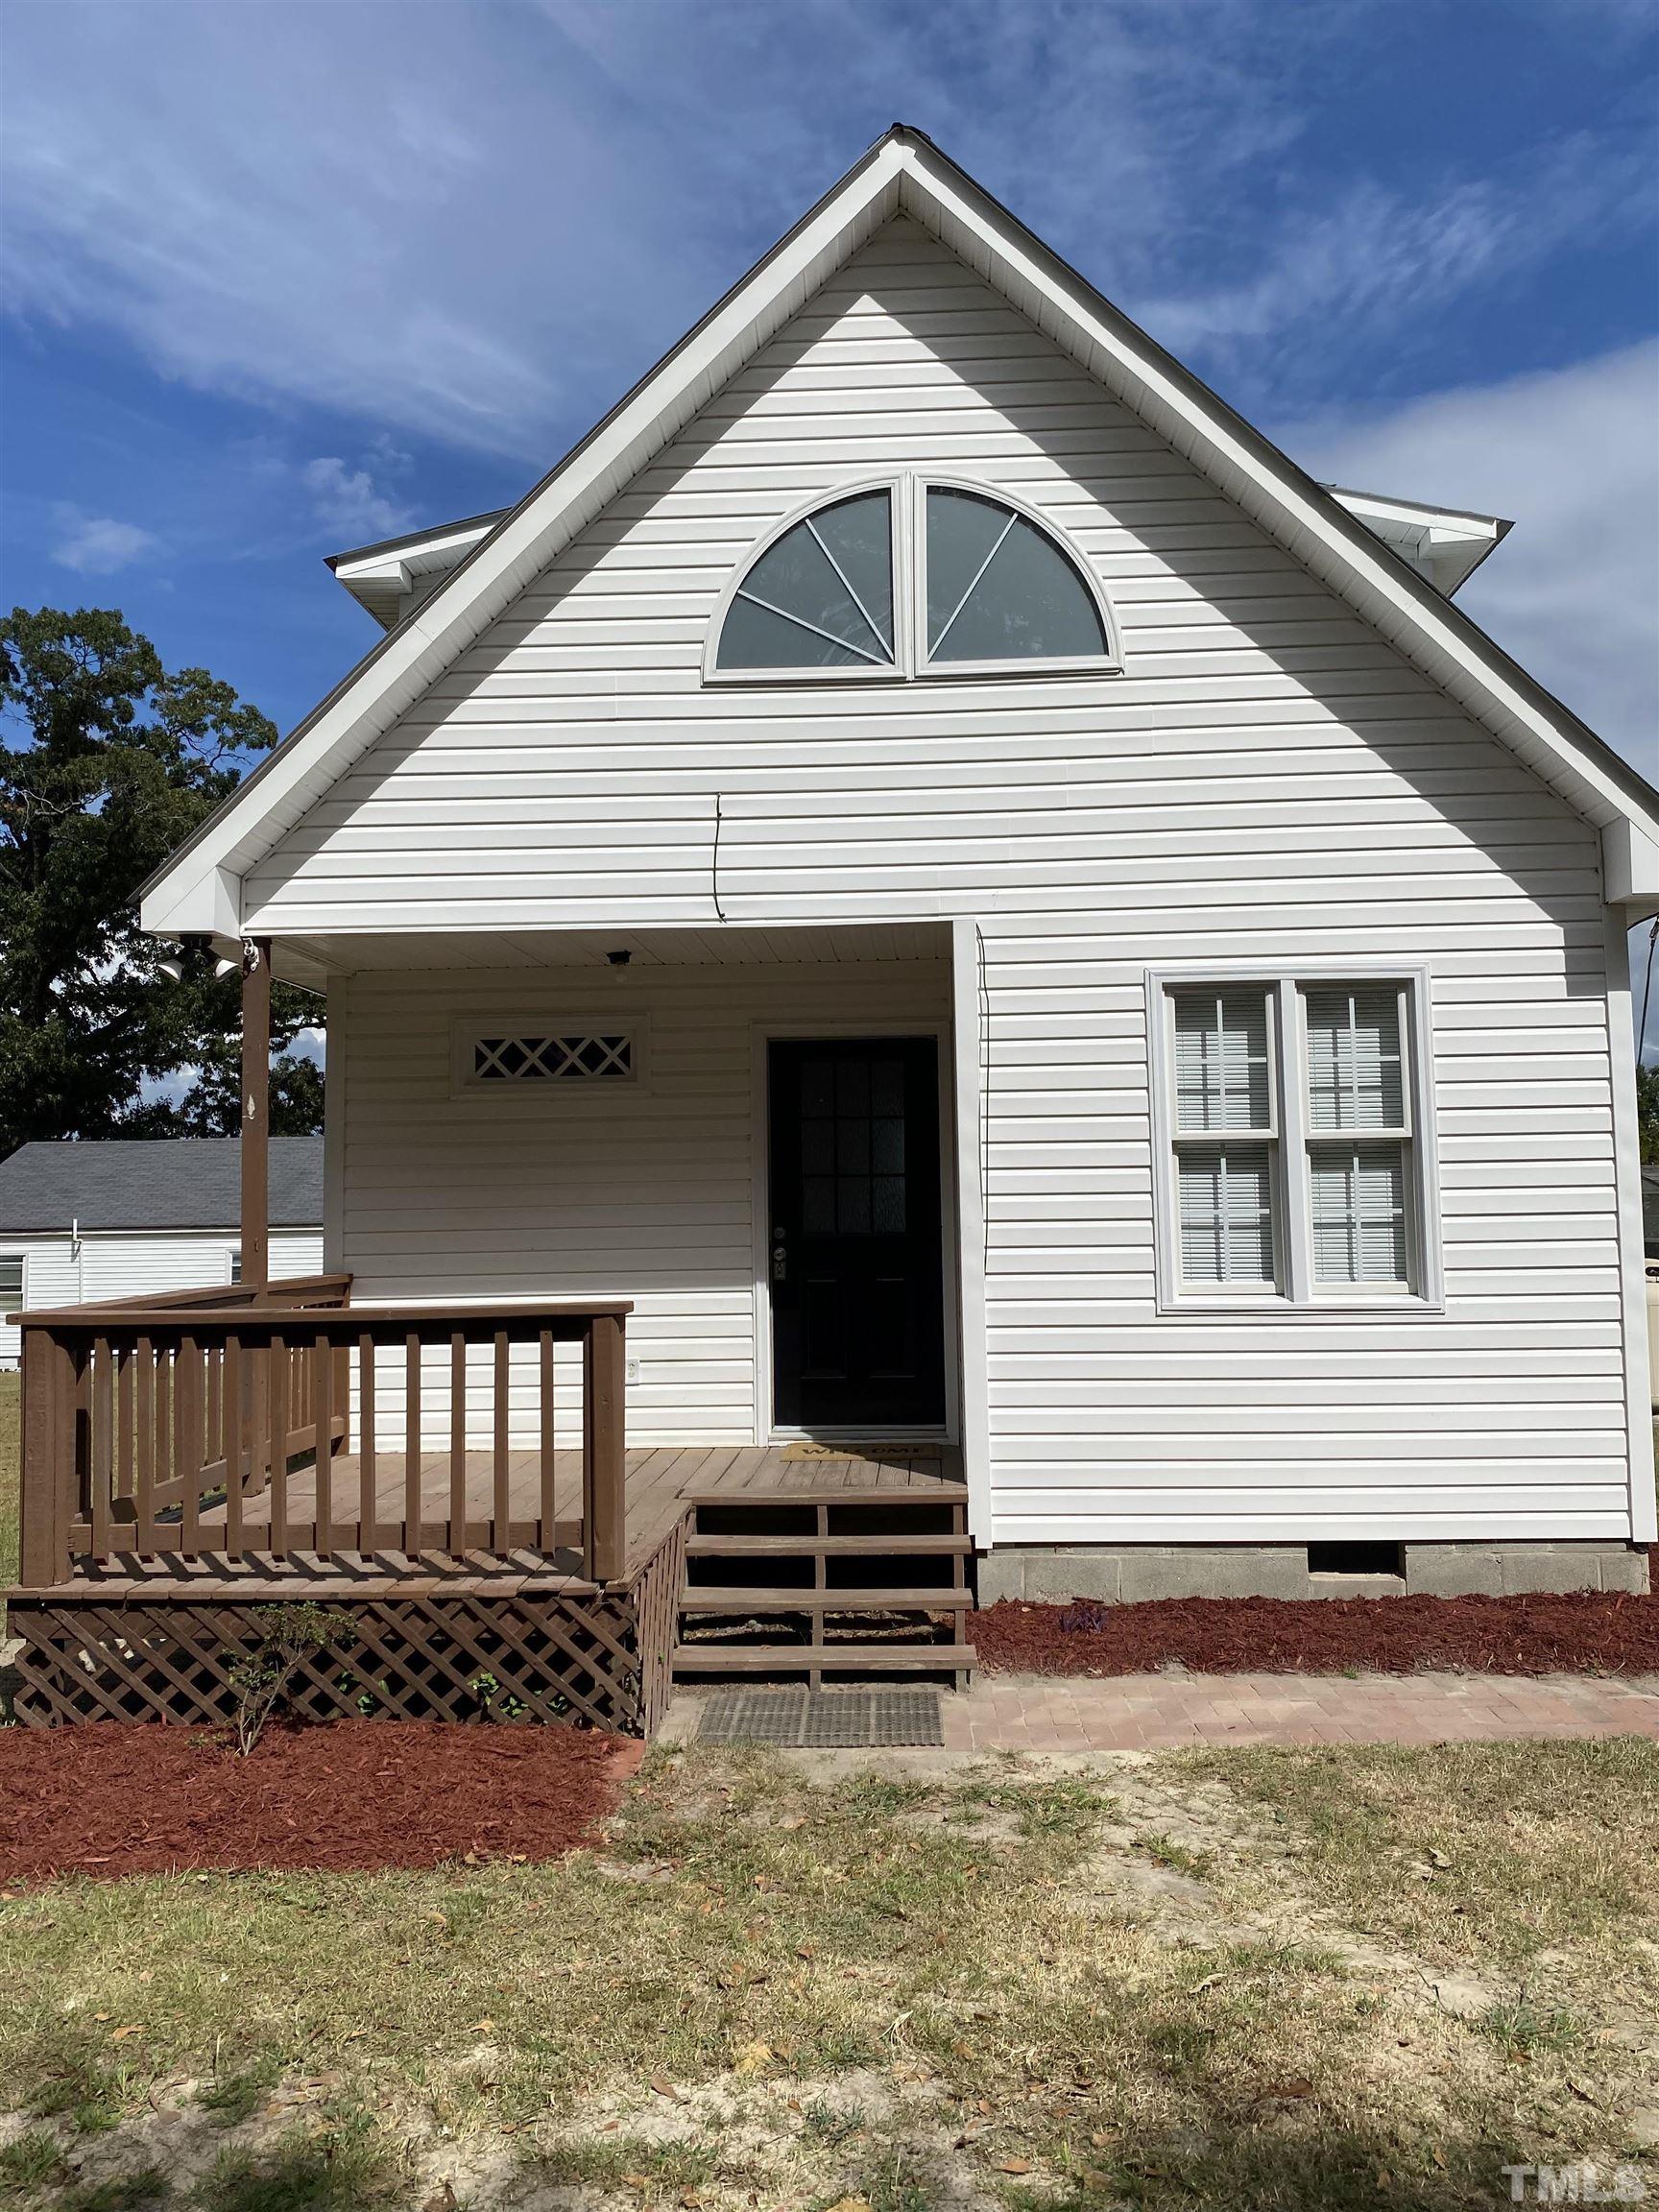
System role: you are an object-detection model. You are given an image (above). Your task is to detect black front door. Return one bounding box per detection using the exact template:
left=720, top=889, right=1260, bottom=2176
left=768, top=1037, right=946, bottom=1430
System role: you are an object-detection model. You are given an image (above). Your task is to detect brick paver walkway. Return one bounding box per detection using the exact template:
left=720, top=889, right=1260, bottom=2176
left=942, top=1670, right=1659, bottom=1751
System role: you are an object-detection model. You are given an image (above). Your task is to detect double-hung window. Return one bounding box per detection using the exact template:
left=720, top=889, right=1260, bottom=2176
left=1151, top=972, right=1438, bottom=1310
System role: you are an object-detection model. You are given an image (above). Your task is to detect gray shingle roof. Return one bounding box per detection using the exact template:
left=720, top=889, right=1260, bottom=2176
left=0, top=1140, right=323, bottom=1236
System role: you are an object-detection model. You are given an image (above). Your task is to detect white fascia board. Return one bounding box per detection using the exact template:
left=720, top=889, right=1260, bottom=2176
left=899, top=145, right=1659, bottom=850
left=140, top=140, right=909, bottom=936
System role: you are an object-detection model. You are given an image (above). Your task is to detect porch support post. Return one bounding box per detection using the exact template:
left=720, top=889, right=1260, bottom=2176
left=241, top=936, right=272, bottom=1291
left=583, top=1311, right=627, bottom=1584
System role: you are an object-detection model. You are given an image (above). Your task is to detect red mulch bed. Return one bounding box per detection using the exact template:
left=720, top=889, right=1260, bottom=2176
left=0, top=1719, right=642, bottom=1886
left=975, top=1567, right=1659, bottom=1680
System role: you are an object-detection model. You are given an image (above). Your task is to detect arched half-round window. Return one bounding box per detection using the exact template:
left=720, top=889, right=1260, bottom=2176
left=924, top=487, right=1106, bottom=665
left=709, top=475, right=1118, bottom=682
left=713, top=489, right=895, bottom=672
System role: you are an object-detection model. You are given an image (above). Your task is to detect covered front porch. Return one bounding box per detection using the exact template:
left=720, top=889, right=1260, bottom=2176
left=7, top=920, right=983, bottom=1726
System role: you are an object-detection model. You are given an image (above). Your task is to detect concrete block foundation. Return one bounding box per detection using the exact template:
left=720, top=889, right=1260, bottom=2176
left=975, top=1541, right=1650, bottom=1605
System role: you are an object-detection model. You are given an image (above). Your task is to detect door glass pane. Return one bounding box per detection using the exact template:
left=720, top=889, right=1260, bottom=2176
left=1177, top=1142, right=1275, bottom=1286
left=1310, top=1142, right=1408, bottom=1283
left=837, top=1177, right=872, bottom=1234
left=870, top=1058, right=904, bottom=1115
left=801, top=1118, right=834, bottom=1174
left=927, top=488, right=1107, bottom=661
left=835, top=1058, right=870, bottom=1115
left=801, top=1059, right=834, bottom=1115
left=873, top=1176, right=907, bottom=1233
left=803, top=1177, right=835, bottom=1234
left=1173, top=991, right=1272, bottom=1132
left=872, top=1117, right=905, bottom=1173
left=836, top=1117, right=870, bottom=1173
left=1306, top=987, right=1405, bottom=1130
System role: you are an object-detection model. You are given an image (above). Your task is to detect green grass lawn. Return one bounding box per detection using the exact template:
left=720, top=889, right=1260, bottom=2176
left=1, top=1740, right=1656, bottom=2211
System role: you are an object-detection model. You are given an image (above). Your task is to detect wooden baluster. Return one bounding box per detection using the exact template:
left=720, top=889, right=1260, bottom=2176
left=268, top=1333, right=288, bottom=1551
left=404, top=1334, right=422, bottom=1555
left=205, top=1346, right=223, bottom=1487
left=493, top=1331, right=511, bottom=1551
left=312, top=1332, right=334, bottom=1554
left=333, top=1337, right=351, bottom=1458
left=224, top=1334, right=245, bottom=1556
left=116, top=1345, right=134, bottom=1511
left=90, top=1337, right=114, bottom=1556
left=539, top=1329, right=556, bottom=1552
left=61, top=1338, right=84, bottom=1575
left=134, top=1335, right=155, bottom=1551
left=155, top=1344, right=172, bottom=1534
left=178, top=1333, right=203, bottom=1553
left=358, top=1333, right=376, bottom=1551
left=582, top=1312, right=626, bottom=1584
left=449, top=1334, right=468, bottom=1552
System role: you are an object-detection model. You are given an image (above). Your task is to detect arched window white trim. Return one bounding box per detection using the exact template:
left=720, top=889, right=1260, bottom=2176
left=704, top=471, right=1121, bottom=685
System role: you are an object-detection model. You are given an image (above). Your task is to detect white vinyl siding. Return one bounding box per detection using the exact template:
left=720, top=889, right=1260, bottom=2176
left=0, top=1229, right=325, bottom=1365
left=247, top=216, right=1631, bottom=1544
left=334, top=955, right=950, bottom=1448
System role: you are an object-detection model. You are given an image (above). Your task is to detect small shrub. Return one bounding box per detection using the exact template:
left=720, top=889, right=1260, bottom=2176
left=226, top=1603, right=353, bottom=1755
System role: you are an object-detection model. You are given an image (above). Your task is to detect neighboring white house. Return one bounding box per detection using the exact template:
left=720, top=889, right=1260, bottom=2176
left=0, top=1140, right=324, bottom=1367
left=136, top=127, right=1659, bottom=1600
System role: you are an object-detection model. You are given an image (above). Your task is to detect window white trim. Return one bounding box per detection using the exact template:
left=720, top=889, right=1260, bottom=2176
left=449, top=1017, right=651, bottom=1101
left=704, top=470, right=1121, bottom=686
left=1146, top=965, right=1442, bottom=1316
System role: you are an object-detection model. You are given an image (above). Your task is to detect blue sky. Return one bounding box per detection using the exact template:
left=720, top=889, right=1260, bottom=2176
left=3, top=0, right=1656, bottom=781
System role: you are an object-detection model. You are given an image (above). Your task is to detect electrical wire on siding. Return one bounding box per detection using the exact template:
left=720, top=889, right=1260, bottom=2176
left=712, top=793, right=728, bottom=923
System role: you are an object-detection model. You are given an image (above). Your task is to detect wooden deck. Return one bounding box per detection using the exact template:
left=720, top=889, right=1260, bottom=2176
left=44, top=1442, right=966, bottom=1595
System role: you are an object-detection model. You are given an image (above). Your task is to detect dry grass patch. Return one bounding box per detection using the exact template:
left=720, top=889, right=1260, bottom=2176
left=0, top=1743, right=1655, bottom=2208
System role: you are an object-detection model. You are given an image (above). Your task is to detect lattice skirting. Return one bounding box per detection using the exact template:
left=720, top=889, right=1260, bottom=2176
left=7, top=1586, right=658, bottom=1736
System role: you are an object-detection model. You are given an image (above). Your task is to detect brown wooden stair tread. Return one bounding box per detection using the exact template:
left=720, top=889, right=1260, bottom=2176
left=680, top=1585, right=972, bottom=1611
left=673, top=1642, right=976, bottom=1673
left=685, top=1533, right=973, bottom=1557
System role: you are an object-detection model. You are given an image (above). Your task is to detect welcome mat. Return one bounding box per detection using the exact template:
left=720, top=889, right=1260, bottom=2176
left=697, top=1686, right=944, bottom=1748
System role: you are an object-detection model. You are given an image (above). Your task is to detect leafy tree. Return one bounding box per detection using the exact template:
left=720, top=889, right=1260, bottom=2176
left=0, top=606, right=323, bottom=1156
left=1638, top=1061, right=1658, bottom=1167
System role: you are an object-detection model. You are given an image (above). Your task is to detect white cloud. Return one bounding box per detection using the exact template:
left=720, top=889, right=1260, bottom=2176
left=49, top=510, right=158, bottom=575
left=1281, top=341, right=1659, bottom=776
left=301, top=458, right=409, bottom=543
left=3, top=2, right=1649, bottom=461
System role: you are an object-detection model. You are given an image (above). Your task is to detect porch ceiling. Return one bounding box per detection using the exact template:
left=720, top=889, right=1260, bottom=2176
left=263, top=919, right=952, bottom=983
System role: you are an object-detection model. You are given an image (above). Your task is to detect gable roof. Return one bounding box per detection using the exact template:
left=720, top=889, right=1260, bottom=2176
left=140, top=125, right=1659, bottom=942
left=0, top=1139, right=323, bottom=1236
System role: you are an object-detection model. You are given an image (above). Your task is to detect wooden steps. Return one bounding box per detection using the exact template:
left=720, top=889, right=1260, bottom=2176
left=685, top=1532, right=973, bottom=1557
left=674, top=1642, right=978, bottom=1676
left=673, top=1482, right=975, bottom=1690
left=680, top=1585, right=973, bottom=1612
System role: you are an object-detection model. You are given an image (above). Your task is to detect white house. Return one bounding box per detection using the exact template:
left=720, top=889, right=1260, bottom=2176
left=133, top=126, right=1658, bottom=1606
left=0, top=1140, right=324, bottom=1368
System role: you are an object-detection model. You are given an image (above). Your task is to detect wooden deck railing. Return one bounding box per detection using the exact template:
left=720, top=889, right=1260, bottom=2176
left=14, top=1278, right=630, bottom=1590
